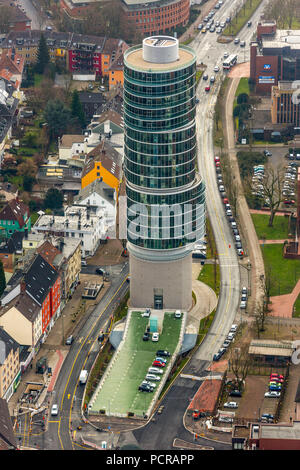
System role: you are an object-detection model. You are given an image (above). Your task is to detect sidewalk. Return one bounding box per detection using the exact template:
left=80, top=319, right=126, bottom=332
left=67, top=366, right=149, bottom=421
left=222, top=77, right=266, bottom=314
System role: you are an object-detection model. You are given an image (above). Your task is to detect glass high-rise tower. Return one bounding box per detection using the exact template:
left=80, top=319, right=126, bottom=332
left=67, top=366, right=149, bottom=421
left=124, top=36, right=205, bottom=310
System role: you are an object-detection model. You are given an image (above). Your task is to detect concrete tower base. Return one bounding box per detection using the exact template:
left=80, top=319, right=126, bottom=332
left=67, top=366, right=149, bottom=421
left=129, top=251, right=193, bottom=311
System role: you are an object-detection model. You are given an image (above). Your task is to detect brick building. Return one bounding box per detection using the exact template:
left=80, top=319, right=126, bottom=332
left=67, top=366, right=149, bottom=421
left=250, top=24, right=300, bottom=95
left=121, top=0, right=190, bottom=37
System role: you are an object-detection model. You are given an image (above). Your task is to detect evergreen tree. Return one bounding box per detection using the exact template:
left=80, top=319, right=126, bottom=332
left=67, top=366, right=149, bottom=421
left=0, top=260, right=6, bottom=297
left=71, top=90, right=86, bottom=128
left=35, top=34, right=50, bottom=74
left=44, top=188, right=63, bottom=210
left=44, top=99, right=71, bottom=141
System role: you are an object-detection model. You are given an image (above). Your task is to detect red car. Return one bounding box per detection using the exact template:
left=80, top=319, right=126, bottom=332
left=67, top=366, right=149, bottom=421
left=270, top=373, right=283, bottom=379
left=214, top=156, right=220, bottom=162
left=205, top=85, right=210, bottom=92
left=215, top=161, right=220, bottom=167
left=283, top=200, right=295, bottom=205
left=152, top=361, right=165, bottom=368
left=223, top=198, right=229, bottom=204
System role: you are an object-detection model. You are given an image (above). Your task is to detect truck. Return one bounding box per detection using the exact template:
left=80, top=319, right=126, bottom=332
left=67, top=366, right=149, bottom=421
left=79, top=370, right=88, bottom=385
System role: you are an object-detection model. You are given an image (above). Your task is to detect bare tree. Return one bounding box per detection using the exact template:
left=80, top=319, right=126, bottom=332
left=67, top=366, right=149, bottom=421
left=254, top=273, right=271, bottom=337
left=0, top=6, right=13, bottom=33
left=286, top=0, right=298, bottom=29
left=250, top=164, right=285, bottom=227
left=229, top=345, right=252, bottom=389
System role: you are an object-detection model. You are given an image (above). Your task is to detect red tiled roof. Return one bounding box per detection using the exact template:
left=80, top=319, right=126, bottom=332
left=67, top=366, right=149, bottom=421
left=0, top=198, right=29, bottom=228
left=37, top=240, right=61, bottom=266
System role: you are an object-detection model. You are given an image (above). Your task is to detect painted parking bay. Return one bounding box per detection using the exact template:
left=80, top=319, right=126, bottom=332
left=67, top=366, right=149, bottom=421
left=88, top=311, right=182, bottom=416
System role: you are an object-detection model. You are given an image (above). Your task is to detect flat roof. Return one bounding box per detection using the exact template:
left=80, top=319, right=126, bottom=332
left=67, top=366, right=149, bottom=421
left=261, top=422, right=300, bottom=440
left=125, top=44, right=195, bottom=71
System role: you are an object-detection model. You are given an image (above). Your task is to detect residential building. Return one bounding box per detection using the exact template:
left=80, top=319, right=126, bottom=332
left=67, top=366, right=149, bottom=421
left=0, top=182, right=18, bottom=203
left=0, top=231, right=24, bottom=273
left=81, top=140, right=122, bottom=198
left=0, top=47, right=25, bottom=91
left=58, top=134, right=88, bottom=164
left=78, top=91, right=106, bottom=121
left=0, top=327, right=20, bottom=400
left=124, top=36, right=205, bottom=310
left=121, top=0, right=190, bottom=37
left=251, top=26, right=300, bottom=94
left=0, top=292, right=42, bottom=356
left=0, top=0, right=31, bottom=32
left=74, top=179, right=116, bottom=237
left=109, top=51, right=125, bottom=89
left=0, top=398, right=18, bottom=449
left=36, top=237, right=81, bottom=302
left=1, top=253, right=61, bottom=338
left=0, top=198, right=30, bottom=238
left=24, top=254, right=61, bottom=336
left=1, top=30, right=127, bottom=78
left=87, top=108, right=124, bottom=153
left=33, top=204, right=106, bottom=258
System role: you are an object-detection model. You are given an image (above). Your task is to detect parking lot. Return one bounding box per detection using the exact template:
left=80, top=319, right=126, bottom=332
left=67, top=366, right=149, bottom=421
left=88, top=311, right=182, bottom=417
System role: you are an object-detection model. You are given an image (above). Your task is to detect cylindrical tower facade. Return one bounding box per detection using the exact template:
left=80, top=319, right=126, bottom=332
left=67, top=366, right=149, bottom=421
left=124, top=36, right=205, bottom=310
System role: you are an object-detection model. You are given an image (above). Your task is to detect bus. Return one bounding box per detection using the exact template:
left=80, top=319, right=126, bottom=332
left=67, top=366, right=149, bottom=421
left=223, top=54, right=238, bottom=70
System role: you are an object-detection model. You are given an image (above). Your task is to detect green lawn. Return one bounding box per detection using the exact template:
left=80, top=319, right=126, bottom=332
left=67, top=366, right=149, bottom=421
left=251, top=214, right=289, bottom=240
left=198, top=263, right=220, bottom=295
left=88, top=311, right=182, bottom=417
left=294, top=295, right=300, bottom=318
left=261, top=244, right=300, bottom=296
left=235, top=77, right=250, bottom=98
left=223, top=0, right=263, bottom=36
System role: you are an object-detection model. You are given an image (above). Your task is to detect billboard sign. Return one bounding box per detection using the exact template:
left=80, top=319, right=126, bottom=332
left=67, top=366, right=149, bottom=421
left=258, top=76, right=275, bottom=84
left=263, top=64, right=271, bottom=70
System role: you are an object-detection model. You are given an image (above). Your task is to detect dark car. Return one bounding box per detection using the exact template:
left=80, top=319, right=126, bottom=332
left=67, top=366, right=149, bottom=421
left=156, top=350, right=171, bottom=357
left=229, top=389, right=242, bottom=397
left=66, top=335, right=74, bottom=345
left=96, top=267, right=106, bottom=275
left=213, top=352, right=222, bottom=361
left=143, top=332, right=150, bottom=341
left=247, top=20, right=252, bottom=27
left=203, top=73, right=209, bottom=80
left=139, top=383, right=153, bottom=392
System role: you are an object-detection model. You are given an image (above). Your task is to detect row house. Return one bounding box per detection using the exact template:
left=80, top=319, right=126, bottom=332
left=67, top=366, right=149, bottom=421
left=0, top=253, right=61, bottom=341
left=0, top=0, right=31, bottom=33
left=0, top=77, right=19, bottom=168
left=0, top=327, right=20, bottom=401
left=0, top=292, right=42, bottom=367
left=1, top=30, right=127, bottom=81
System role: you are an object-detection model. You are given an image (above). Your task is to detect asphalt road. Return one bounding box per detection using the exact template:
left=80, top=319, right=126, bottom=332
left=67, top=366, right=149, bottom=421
left=32, top=263, right=129, bottom=450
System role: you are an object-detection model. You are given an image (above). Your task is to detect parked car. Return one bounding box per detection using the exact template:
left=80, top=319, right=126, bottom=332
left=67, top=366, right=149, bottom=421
left=214, top=65, right=220, bottom=72
left=229, top=390, right=242, bottom=397
left=240, top=300, right=247, bottom=309
left=139, top=383, right=153, bottom=392
left=66, top=335, right=74, bottom=345
left=222, top=340, right=231, bottom=348
left=156, top=350, right=171, bottom=357
left=230, top=324, right=238, bottom=332
left=265, top=391, right=280, bottom=398
left=224, top=401, right=238, bottom=408
left=145, top=373, right=161, bottom=381
left=240, top=40, right=246, bottom=47
left=141, top=380, right=157, bottom=388
left=148, top=367, right=164, bottom=374
left=155, top=356, right=167, bottom=364
left=247, top=21, right=252, bottom=27
left=95, top=267, right=106, bottom=275
left=152, top=360, right=165, bottom=368
left=152, top=332, right=159, bottom=342
left=51, top=404, right=58, bottom=416
left=143, top=332, right=150, bottom=341
left=141, top=308, right=151, bottom=317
